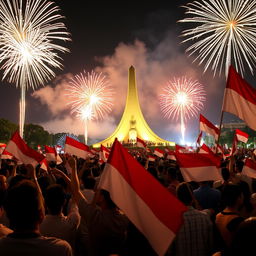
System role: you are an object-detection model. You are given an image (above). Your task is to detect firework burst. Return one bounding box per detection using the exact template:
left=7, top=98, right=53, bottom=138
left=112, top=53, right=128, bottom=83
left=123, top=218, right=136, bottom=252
left=67, top=70, right=114, bottom=144
left=0, top=0, right=70, bottom=137
left=159, top=77, right=205, bottom=143
left=179, top=0, right=256, bottom=77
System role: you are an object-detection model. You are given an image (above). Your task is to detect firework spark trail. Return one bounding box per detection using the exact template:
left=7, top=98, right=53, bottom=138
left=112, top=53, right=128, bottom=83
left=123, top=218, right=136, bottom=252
left=159, top=77, right=205, bottom=143
left=179, top=0, right=256, bottom=78
left=0, top=0, right=70, bottom=137
left=67, top=71, right=114, bottom=144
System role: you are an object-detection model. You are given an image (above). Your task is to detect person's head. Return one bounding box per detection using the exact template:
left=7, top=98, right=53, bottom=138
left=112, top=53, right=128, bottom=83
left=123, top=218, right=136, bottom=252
left=4, top=180, right=45, bottom=231
left=230, top=217, right=256, bottom=256
left=81, top=173, right=96, bottom=190
left=167, top=167, right=177, bottom=181
left=94, top=189, right=116, bottom=210
left=45, top=184, right=66, bottom=215
left=0, top=189, right=6, bottom=218
left=222, top=184, right=243, bottom=208
left=0, top=175, right=7, bottom=191
left=221, top=167, right=230, bottom=182
left=176, top=182, right=193, bottom=206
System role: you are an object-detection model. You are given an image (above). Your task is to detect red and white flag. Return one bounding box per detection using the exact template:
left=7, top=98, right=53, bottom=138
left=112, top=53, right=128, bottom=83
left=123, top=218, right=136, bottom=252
left=167, top=152, right=176, bottom=161
left=235, top=129, right=249, bottom=143
left=136, top=137, right=147, bottom=149
left=175, top=144, right=187, bottom=153
left=223, top=66, right=256, bottom=131
left=65, top=136, right=92, bottom=159
left=154, top=148, right=164, bottom=158
left=200, top=114, right=220, bottom=140
left=199, top=144, right=214, bottom=154
left=242, top=159, right=256, bottom=179
left=0, top=143, right=6, bottom=154
left=40, top=158, right=49, bottom=172
left=1, top=149, right=13, bottom=160
left=100, top=144, right=110, bottom=163
left=196, top=131, right=203, bottom=146
left=175, top=153, right=222, bottom=182
left=45, top=145, right=57, bottom=162
left=98, top=139, right=187, bottom=256
left=5, top=131, right=44, bottom=166
left=148, top=155, right=156, bottom=162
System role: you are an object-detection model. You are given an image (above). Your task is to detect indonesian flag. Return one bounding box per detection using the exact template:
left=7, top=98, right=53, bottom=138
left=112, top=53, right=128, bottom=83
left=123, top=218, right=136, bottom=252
left=175, top=144, right=187, bottom=153
left=235, top=129, right=249, bottom=143
left=199, top=144, right=214, bottom=154
left=200, top=114, right=220, bottom=140
left=175, top=153, right=222, bottom=182
left=243, top=159, right=256, bottom=178
left=40, top=158, right=49, bottom=172
left=98, top=139, right=187, bottom=255
left=91, top=148, right=99, bottom=155
left=154, top=148, right=164, bottom=158
left=45, top=145, right=57, bottom=162
left=223, top=66, right=256, bottom=130
left=167, top=152, right=176, bottom=161
left=100, top=144, right=110, bottom=162
left=136, top=137, right=147, bottom=149
left=5, top=131, right=44, bottom=166
left=148, top=155, right=156, bottom=162
left=0, top=143, right=6, bottom=154
left=196, top=131, right=203, bottom=146
left=65, top=136, right=92, bottom=159
left=1, top=149, right=13, bottom=160
left=146, top=147, right=151, bottom=153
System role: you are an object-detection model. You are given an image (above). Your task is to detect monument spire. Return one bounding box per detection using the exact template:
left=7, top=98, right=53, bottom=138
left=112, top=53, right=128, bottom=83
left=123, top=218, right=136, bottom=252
left=93, top=66, right=174, bottom=147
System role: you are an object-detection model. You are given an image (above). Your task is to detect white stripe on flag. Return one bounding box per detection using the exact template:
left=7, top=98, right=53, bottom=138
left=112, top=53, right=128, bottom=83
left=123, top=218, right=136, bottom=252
left=65, top=144, right=89, bottom=159
left=99, top=163, right=175, bottom=256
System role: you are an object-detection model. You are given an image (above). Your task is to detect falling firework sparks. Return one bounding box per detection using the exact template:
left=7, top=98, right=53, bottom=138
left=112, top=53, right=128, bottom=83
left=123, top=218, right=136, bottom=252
left=0, top=0, right=70, bottom=137
left=67, top=70, right=114, bottom=144
left=179, top=0, right=256, bottom=77
left=159, top=77, right=205, bottom=144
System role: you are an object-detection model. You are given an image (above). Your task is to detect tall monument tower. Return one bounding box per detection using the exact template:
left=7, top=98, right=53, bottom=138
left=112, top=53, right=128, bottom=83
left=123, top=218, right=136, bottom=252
left=93, top=66, right=174, bottom=147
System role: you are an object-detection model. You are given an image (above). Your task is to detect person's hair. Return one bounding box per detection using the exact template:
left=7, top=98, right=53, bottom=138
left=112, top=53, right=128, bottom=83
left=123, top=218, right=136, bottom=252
left=81, top=174, right=96, bottom=190
left=8, top=175, right=28, bottom=189
left=100, top=189, right=116, bottom=209
left=229, top=217, right=256, bottom=256
left=221, top=167, right=230, bottom=181
left=222, top=184, right=242, bottom=207
left=176, top=182, right=193, bottom=206
left=45, top=184, right=66, bottom=215
left=4, top=180, right=44, bottom=230
left=167, top=167, right=177, bottom=180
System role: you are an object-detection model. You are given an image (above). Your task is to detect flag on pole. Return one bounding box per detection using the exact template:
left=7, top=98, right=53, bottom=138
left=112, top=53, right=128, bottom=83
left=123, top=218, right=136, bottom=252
left=167, top=152, right=176, bottom=161
left=223, top=66, right=256, bottom=131
left=196, top=131, right=203, bottom=146
left=199, top=144, right=214, bottom=154
left=5, top=131, right=44, bottom=166
left=175, top=153, right=222, bottom=182
left=100, top=144, right=110, bottom=163
left=242, top=159, right=256, bottom=178
left=64, top=136, right=92, bottom=159
left=175, top=144, right=187, bottom=153
left=136, top=137, right=147, bottom=149
left=148, top=155, right=156, bottom=162
left=154, top=148, right=164, bottom=158
left=235, top=129, right=249, bottom=143
left=200, top=114, right=220, bottom=140
left=1, top=149, right=13, bottom=160
left=0, top=143, right=6, bottom=154
left=40, top=158, right=49, bottom=172
left=45, top=145, right=57, bottom=162
left=98, top=139, right=187, bottom=256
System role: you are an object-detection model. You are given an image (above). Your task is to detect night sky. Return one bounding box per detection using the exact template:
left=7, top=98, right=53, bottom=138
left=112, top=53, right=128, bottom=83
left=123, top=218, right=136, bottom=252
left=0, top=0, right=252, bottom=144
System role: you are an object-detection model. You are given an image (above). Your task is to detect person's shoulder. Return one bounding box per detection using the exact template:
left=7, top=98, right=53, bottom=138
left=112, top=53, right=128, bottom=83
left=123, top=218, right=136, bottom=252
left=38, top=236, right=72, bottom=253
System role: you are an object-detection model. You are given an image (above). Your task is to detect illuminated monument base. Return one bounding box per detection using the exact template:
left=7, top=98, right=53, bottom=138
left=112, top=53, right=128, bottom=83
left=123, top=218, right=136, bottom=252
left=93, top=66, right=174, bottom=148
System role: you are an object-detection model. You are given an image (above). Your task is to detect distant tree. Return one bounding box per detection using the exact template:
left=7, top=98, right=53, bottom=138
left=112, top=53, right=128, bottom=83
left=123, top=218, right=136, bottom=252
left=0, top=118, right=18, bottom=143
left=24, top=123, right=50, bottom=149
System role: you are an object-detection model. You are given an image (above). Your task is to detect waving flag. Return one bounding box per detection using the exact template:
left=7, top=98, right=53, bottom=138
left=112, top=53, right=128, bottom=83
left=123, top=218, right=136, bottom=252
left=45, top=145, right=57, bottom=162
left=199, top=144, right=214, bottom=154
left=1, top=149, right=13, bottom=160
left=196, top=131, right=203, bottom=146
left=154, top=148, right=164, bottom=158
left=175, top=144, right=187, bottom=153
left=223, top=66, right=256, bottom=131
left=235, top=129, right=249, bottom=143
left=200, top=114, right=219, bottom=140
left=148, top=155, right=156, bottom=162
left=65, top=136, right=93, bottom=159
left=99, top=139, right=187, bottom=256
left=136, top=137, right=147, bottom=149
left=175, top=153, right=222, bottom=182
left=243, top=159, right=256, bottom=178
left=5, top=131, right=44, bottom=166
left=100, top=144, right=110, bottom=163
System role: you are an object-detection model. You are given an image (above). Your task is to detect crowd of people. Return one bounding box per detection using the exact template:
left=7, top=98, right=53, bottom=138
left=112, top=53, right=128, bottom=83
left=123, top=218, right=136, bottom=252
left=0, top=147, right=256, bottom=256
